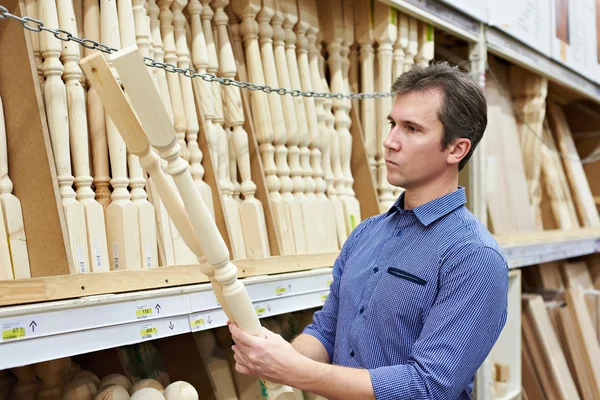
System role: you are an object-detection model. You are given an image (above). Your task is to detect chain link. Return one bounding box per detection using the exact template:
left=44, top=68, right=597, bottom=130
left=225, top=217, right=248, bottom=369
left=1, top=4, right=598, bottom=164
left=0, top=7, right=392, bottom=100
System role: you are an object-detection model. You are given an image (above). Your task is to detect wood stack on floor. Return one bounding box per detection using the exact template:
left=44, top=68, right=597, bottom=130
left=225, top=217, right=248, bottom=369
left=521, top=255, right=600, bottom=400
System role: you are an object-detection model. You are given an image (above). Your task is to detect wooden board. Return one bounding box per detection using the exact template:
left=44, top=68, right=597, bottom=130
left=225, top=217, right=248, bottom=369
left=0, top=0, right=72, bottom=277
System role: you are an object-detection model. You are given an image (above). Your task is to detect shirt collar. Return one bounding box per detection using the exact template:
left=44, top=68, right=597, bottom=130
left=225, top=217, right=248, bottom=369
left=386, top=186, right=467, bottom=226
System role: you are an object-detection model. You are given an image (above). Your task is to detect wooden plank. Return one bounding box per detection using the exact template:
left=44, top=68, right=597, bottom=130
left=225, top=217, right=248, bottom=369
left=0, top=0, right=72, bottom=277
left=0, top=253, right=338, bottom=307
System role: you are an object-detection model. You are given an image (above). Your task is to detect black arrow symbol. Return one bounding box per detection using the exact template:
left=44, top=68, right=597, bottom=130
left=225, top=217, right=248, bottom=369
left=207, top=315, right=212, bottom=324
left=29, top=321, right=37, bottom=332
left=267, top=304, right=271, bottom=312
left=168, top=321, right=174, bottom=330
left=288, top=284, right=292, bottom=292
left=155, top=304, right=161, bottom=314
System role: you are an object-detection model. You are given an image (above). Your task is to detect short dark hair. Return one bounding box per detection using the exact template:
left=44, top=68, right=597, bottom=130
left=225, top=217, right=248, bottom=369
left=391, top=61, right=487, bottom=171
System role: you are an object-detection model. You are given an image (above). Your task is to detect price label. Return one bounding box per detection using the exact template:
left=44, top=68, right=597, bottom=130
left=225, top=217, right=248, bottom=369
left=2, top=322, right=25, bottom=341
left=255, top=306, right=266, bottom=317
left=275, top=286, right=287, bottom=295
left=326, top=279, right=333, bottom=287
left=136, top=305, right=153, bottom=319
left=320, top=292, right=329, bottom=303
left=190, top=318, right=205, bottom=329
left=140, top=325, right=158, bottom=340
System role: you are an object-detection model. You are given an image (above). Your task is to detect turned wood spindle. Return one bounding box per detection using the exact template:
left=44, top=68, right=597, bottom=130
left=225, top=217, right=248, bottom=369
left=58, top=0, right=111, bottom=273
left=39, top=0, right=91, bottom=274
left=212, top=0, right=271, bottom=258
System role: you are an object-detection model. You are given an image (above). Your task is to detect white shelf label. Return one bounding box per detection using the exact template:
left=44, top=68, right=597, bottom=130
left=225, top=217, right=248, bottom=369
left=275, top=284, right=290, bottom=296
left=135, top=305, right=153, bottom=320
left=2, top=321, right=25, bottom=342
left=189, top=312, right=220, bottom=332
left=139, top=323, right=158, bottom=340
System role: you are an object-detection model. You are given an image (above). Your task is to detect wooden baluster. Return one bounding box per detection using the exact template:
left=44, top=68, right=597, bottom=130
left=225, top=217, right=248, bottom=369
left=212, top=0, right=271, bottom=258
left=26, top=0, right=44, bottom=93
left=271, top=2, right=308, bottom=254
left=403, top=16, right=418, bottom=72
left=200, top=0, right=246, bottom=260
left=101, top=0, right=142, bottom=270
left=39, top=0, right=90, bottom=274
left=57, top=0, right=110, bottom=272
left=355, top=0, right=376, bottom=184
left=318, top=0, right=362, bottom=235
left=392, top=11, right=405, bottom=80
left=83, top=0, right=111, bottom=211
left=297, top=0, right=339, bottom=252
left=230, top=0, right=295, bottom=256
left=372, top=2, right=397, bottom=211
left=173, top=0, right=215, bottom=218
left=0, top=95, right=17, bottom=280
left=415, top=21, right=434, bottom=66
left=118, top=0, right=159, bottom=269
left=134, top=0, right=176, bottom=267
left=317, top=30, right=349, bottom=244
left=158, top=0, right=190, bottom=164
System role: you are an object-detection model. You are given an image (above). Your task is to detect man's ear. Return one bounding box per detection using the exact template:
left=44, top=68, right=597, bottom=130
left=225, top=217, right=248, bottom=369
left=446, top=138, right=471, bottom=167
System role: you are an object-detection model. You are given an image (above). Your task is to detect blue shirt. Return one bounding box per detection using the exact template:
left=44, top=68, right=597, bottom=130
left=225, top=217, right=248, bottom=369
left=303, top=187, right=509, bottom=399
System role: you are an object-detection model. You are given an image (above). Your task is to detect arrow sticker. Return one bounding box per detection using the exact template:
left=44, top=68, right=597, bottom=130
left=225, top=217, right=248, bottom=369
left=168, top=321, right=174, bottom=330
left=155, top=304, right=161, bottom=314
left=207, top=315, right=212, bottom=324
left=267, top=304, right=272, bottom=312
left=29, top=321, right=37, bottom=332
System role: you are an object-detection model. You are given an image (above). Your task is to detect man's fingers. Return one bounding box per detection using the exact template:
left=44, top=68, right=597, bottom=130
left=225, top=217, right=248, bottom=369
left=229, top=323, right=260, bottom=347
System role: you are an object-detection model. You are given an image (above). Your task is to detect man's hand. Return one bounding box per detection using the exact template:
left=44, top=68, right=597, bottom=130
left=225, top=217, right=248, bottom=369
left=228, top=322, right=314, bottom=385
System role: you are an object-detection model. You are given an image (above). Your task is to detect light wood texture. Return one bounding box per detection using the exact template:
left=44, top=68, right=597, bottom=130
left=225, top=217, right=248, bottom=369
left=547, top=100, right=600, bottom=228
left=57, top=0, right=110, bottom=273
left=0, top=0, right=72, bottom=278
left=192, top=330, right=238, bottom=400
left=164, top=381, right=198, bottom=400
left=0, top=96, right=17, bottom=280
left=39, top=0, right=91, bottom=275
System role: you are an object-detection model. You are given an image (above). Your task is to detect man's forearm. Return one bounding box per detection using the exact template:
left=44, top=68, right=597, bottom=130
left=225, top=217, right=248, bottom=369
left=289, top=357, right=375, bottom=400
left=291, top=333, right=331, bottom=364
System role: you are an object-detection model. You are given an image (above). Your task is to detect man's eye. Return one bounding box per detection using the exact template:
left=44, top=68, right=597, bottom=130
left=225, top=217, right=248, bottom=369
left=388, top=121, right=396, bottom=128
left=407, top=125, right=417, bottom=132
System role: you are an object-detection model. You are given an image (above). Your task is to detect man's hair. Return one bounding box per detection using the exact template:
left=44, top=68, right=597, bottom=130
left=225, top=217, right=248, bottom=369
left=391, top=61, right=487, bottom=171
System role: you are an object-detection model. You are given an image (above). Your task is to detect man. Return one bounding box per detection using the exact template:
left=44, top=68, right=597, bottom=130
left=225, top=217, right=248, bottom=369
left=228, top=61, right=509, bottom=400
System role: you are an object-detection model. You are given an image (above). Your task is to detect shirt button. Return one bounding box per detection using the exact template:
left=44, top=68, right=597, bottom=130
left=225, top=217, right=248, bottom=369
left=359, top=306, right=364, bottom=314
left=350, top=350, right=355, bottom=357
left=373, top=267, right=379, bottom=273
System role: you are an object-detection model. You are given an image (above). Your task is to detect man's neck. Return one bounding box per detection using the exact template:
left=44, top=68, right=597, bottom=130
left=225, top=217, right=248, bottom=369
left=402, top=176, right=459, bottom=210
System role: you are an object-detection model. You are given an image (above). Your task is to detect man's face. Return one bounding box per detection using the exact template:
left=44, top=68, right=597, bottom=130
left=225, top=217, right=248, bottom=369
left=383, top=89, right=453, bottom=189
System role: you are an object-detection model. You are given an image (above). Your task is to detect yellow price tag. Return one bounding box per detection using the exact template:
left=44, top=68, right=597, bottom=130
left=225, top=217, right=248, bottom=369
left=140, top=326, right=157, bottom=339
left=256, top=307, right=266, bottom=316
left=136, top=307, right=153, bottom=318
left=327, top=279, right=333, bottom=286
left=276, top=287, right=287, bottom=295
left=190, top=318, right=205, bottom=328
left=2, top=327, right=25, bottom=341
left=320, top=293, right=329, bottom=302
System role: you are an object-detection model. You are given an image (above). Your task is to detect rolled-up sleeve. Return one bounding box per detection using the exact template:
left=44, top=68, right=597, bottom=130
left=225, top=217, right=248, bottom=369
left=368, top=245, right=509, bottom=399
left=303, top=217, right=375, bottom=362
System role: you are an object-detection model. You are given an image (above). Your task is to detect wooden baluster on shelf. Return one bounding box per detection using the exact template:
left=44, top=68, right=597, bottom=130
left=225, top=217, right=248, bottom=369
left=57, top=0, right=110, bottom=273
left=25, top=0, right=44, bottom=93
left=10, top=365, right=40, bottom=399
left=83, top=0, right=111, bottom=211
left=201, top=0, right=246, bottom=260
left=392, top=11, right=405, bottom=81
left=34, top=358, right=72, bottom=400
left=118, top=0, right=159, bottom=269
left=271, top=1, right=308, bottom=254
left=0, top=94, right=31, bottom=278
left=318, top=0, right=362, bottom=235
left=508, top=67, right=548, bottom=229
left=229, top=0, right=295, bottom=256
left=101, top=0, right=142, bottom=270
left=280, top=0, right=322, bottom=252
left=212, top=0, right=271, bottom=258
left=305, top=1, right=347, bottom=249
left=355, top=0, right=377, bottom=183
left=173, top=0, right=215, bottom=219
left=39, top=0, right=91, bottom=274
left=317, top=29, right=349, bottom=245
left=415, top=21, right=434, bottom=67
left=298, top=0, right=339, bottom=252
left=403, top=16, right=418, bottom=72
left=372, top=1, right=397, bottom=212
left=133, top=0, right=176, bottom=267
left=159, top=0, right=190, bottom=165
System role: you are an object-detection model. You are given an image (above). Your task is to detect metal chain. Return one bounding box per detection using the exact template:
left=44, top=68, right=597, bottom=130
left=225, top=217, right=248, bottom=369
left=1, top=4, right=598, bottom=164
left=0, top=5, right=391, bottom=100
